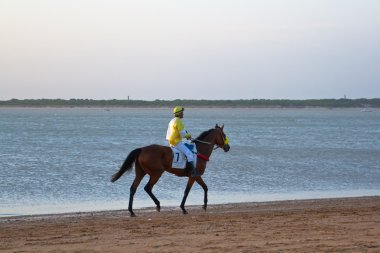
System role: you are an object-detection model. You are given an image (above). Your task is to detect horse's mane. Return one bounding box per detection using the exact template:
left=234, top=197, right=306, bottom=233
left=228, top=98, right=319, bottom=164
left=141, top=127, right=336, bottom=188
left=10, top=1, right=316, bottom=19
left=196, top=128, right=214, bottom=140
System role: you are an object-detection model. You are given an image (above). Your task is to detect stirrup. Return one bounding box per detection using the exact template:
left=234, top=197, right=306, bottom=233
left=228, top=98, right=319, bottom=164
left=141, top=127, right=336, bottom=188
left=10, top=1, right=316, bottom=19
left=191, top=170, right=202, bottom=177
left=187, top=162, right=201, bottom=177
left=191, top=164, right=202, bottom=177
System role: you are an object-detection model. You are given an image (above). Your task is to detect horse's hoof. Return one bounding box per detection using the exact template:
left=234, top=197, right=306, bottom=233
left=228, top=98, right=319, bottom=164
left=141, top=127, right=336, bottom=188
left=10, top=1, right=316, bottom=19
left=156, top=206, right=161, bottom=212
left=202, top=205, right=207, bottom=211
left=130, top=212, right=136, bottom=217
left=182, top=210, right=188, bottom=215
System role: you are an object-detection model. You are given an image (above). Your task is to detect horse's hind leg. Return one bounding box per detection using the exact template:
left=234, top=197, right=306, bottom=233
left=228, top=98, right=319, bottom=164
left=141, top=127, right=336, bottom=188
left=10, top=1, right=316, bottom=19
left=144, top=174, right=162, bottom=212
left=128, top=163, right=145, bottom=217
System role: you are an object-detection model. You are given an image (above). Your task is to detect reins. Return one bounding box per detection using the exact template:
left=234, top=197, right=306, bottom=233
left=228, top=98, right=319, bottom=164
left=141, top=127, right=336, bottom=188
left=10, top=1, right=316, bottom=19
left=191, top=127, right=226, bottom=151
left=192, top=138, right=212, bottom=145
left=191, top=138, right=220, bottom=150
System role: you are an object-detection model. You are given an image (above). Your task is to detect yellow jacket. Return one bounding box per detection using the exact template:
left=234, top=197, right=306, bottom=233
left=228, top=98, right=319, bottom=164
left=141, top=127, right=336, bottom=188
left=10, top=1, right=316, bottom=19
left=166, top=117, right=190, bottom=146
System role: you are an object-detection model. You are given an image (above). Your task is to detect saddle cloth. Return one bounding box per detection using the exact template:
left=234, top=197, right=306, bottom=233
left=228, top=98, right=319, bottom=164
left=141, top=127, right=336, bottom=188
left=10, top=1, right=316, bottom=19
left=171, top=143, right=197, bottom=169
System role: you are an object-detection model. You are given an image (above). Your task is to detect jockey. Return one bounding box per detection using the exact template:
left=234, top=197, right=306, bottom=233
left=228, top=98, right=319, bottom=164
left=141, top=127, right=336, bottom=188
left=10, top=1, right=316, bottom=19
left=166, top=106, right=201, bottom=177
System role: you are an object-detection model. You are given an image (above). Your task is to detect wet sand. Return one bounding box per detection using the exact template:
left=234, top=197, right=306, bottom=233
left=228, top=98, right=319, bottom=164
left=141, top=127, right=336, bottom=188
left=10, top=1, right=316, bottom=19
left=1, top=196, right=379, bottom=252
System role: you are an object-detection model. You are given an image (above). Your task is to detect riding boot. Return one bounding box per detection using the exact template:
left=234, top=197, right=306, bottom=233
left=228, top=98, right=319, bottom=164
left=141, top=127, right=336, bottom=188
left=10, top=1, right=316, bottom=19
left=187, top=161, right=201, bottom=177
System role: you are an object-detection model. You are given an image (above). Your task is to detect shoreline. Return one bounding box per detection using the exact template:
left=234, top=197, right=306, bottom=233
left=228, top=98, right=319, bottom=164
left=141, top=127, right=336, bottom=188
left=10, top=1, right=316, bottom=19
left=0, top=196, right=377, bottom=218
left=1, top=196, right=380, bottom=252
left=2, top=190, right=380, bottom=218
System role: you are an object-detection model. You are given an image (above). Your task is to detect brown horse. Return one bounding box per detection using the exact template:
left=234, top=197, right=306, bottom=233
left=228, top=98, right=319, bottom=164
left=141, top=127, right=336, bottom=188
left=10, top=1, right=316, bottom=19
left=111, top=124, right=230, bottom=216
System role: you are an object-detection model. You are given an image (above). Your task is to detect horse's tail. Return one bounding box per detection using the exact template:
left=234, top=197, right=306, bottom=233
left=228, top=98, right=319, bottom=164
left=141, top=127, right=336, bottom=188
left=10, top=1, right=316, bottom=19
left=111, top=148, right=142, bottom=182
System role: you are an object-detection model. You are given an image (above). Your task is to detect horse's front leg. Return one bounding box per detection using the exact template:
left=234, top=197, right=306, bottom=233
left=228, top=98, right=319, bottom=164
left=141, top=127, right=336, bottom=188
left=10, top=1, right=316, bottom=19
left=180, top=177, right=195, bottom=214
left=195, top=177, right=208, bottom=211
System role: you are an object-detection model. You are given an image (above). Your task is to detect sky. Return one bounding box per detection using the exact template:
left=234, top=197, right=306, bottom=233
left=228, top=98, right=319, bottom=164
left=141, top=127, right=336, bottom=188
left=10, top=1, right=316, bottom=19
left=1, top=0, right=379, bottom=100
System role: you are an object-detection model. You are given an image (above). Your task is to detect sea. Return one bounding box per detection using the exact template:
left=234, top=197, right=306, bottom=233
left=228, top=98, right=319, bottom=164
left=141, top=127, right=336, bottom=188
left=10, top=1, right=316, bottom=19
left=1, top=107, right=379, bottom=217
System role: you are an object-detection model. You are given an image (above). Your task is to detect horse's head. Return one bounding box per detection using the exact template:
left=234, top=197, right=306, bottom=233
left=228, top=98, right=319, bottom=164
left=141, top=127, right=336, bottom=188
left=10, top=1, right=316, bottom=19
left=214, top=124, right=230, bottom=152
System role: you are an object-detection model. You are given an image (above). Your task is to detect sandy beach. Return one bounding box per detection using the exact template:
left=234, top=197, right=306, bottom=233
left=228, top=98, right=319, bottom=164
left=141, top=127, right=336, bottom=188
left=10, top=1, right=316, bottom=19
left=1, top=196, right=379, bottom=253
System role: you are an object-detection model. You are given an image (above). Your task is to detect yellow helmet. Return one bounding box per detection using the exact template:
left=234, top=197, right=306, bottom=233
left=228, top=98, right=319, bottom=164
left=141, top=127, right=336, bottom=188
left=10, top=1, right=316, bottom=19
left=173, top=106, right=184, bottom=114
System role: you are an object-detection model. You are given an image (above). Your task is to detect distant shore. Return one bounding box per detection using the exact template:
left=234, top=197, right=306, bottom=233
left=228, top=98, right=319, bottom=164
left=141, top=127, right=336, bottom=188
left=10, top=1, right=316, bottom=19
left=1, top=98, right=379, bottom=108
left=1, top=196, right=379, bottom=252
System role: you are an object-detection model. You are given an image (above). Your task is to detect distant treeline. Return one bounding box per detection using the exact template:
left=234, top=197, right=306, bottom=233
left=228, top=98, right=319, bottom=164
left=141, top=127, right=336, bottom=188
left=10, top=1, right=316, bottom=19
left=0, top=98, right=379, bottom=108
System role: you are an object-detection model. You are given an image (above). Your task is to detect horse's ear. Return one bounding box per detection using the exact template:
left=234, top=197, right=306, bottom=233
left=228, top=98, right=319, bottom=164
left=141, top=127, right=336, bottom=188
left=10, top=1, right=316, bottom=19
left=220, top=124, right=224, bottom=130
left=215, top=124, right=219, bottom=128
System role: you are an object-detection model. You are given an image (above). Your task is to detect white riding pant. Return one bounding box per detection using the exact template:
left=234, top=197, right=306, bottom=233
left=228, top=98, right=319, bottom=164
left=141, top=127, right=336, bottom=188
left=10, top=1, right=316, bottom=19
left=172, top=142, right=194, bottom=162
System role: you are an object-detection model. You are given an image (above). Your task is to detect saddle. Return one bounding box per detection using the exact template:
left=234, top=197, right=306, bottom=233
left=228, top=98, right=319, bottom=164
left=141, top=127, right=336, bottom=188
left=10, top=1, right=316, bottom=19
left=171, top=143, right=197, bottom=169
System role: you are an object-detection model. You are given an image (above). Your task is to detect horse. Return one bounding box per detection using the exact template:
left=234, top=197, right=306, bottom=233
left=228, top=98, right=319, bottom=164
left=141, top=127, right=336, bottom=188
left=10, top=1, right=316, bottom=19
left=111, top=124, right=230, bottom=216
